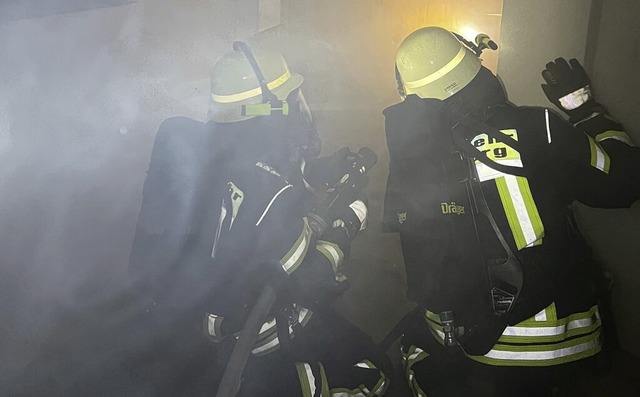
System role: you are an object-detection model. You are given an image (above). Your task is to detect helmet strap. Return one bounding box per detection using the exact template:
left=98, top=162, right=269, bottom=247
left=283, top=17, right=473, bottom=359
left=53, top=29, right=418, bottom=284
left=232, top=41, right=289, bottom=117
left=394, top=65, right=407, bottom=99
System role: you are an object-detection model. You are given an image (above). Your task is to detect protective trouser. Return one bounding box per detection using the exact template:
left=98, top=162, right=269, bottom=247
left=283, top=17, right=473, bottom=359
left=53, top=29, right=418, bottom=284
left=400, top=312, right=605, bottom=397
left=219, top=310, right=390, bottom=396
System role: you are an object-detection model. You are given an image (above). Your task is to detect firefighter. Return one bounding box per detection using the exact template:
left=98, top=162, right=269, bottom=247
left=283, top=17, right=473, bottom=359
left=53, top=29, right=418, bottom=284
left=128, top=43, right=388, bottom=396
left=383, top=26, right=640, bottom=396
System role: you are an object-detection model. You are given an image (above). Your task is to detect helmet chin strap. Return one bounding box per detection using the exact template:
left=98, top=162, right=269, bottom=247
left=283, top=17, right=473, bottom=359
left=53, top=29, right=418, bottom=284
left=233, top=41, right=289, bottom=117
left=394, top=65, right=407, bottom=100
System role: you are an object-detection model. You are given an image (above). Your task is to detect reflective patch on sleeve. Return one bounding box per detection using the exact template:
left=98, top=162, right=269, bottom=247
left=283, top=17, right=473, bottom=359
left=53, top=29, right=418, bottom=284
left=348, top=200, right=368, bottom=230
left=595, top=130, right=635, bottom=147
left=587, top=135, right=611, bottom=174
left=296, top=305, right=314, bottom=327
left=316, top=240, right=345, bottom=276
left=559, top=86, right=591, bottom=110
left=280, top=217, right=313, bottom=274
left=205, top=313, right=224, bottom=341
left=328, top=359, right=388, bottom=396
left=355, top=360, right=388, bottom=396
left=572, top=111, right=602, bottom=127
left=401, top=345, right=429, bottom=397
left=296, top=362, right=317, bottom=397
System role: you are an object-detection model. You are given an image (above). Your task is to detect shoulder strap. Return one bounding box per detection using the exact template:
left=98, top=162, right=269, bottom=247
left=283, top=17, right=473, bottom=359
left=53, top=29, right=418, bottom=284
left=448, top=111, right=524, bottom=318
left=463, top=159, right=523, bottom=317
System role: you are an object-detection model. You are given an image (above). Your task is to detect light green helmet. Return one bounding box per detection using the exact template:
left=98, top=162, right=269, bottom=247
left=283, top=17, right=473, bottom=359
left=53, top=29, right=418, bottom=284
left=396, top=26, right=481, bottom=100
left=208, top=46, right=303, bottom=123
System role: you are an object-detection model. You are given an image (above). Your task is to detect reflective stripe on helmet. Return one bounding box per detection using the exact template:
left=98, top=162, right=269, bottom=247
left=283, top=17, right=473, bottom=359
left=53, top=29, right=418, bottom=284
left=403, top=45, right=467, bottom=90
left=211, top=70, right=292, bottom=104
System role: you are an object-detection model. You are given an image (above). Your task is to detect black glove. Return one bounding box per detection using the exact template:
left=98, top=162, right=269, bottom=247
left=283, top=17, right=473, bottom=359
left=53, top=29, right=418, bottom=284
left=331, top=199, right=367, bottom=240
left=306, top=198, right=367, bottom=241
left=541, top=58, right=601, bottom=123
left=303, top=147, right=353, bottom=190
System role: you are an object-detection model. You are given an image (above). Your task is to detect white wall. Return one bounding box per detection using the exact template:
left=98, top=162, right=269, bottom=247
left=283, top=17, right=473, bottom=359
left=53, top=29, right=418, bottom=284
left=498, top=0, right=592, bottom=106
left=577, top=0, right=640, bottom=356
left=0, top=0, right=243, bottom=387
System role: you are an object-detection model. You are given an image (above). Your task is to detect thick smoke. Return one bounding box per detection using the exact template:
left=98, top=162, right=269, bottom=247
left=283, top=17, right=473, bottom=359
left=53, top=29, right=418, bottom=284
left=0, top=1, right=226, bottom=394
left=0, top=1, right=410, bottom=395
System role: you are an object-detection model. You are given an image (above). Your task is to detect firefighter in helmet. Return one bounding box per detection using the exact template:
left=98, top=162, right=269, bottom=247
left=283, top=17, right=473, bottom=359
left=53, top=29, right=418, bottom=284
left=383, top=26, right=640, bottom=396
left=129, top=43, right=388, bottom=396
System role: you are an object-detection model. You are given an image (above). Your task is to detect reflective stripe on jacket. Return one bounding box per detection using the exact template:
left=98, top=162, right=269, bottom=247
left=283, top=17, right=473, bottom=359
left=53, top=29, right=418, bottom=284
left=425, top=303, right=602, bottom=366
left=205, top=304, right=313, bottom=357
left=295, top=360, right=388, bottom=397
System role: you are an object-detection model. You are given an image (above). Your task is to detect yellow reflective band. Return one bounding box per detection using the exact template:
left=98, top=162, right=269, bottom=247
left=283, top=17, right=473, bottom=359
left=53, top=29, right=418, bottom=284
left=498, top=306, right=601, bottom=343
left=547, top=302, right=558, bottom=321
left=318, top=362, right=330, bottom=397
left=211, top=70, right=291, bottom=104
left=316, top=240, right=344, bottom=274
left=296, top=306, right=314, bottom=327
left=280, top=218, right=313, bottom=274
left=534, top=307, right=547, bottom=322
left=587, top=135, right=611, bottom=174
left=296, top=362, right=316, bottom=397
left=469, top=329, right=602, bottom=366
left=403, top=45, right=467, bottom=89
left=573, top=111, right=602, bottom=126
left=496, top=175, right=545, bottom=250
left=516, top=176, right=545, bottom=248
left=352, top=360, right=388, bottom=396
left=595, top=130, right=635, bottom=147
left=206, top=314, right=224, bottom=338
left=529, top=302, right=557, bottom=322
left=257, top=317, right=277, bottom=338
left=403, top=345, right=429, bottom=397
left=251, top=329, right=281, bottom=356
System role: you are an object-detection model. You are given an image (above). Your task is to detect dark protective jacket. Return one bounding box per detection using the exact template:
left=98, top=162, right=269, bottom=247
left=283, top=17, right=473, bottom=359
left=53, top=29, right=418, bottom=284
left=128, top=116, right=389, bottom=396
left=383, top=95, right=640, bottom=363
left=129, top=116, right=352, bottom=351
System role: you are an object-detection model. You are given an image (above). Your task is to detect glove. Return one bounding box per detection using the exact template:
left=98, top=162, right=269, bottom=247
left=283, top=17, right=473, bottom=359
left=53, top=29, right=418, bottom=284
left=303, top=147, right=353, bottom=190
left=541, top=58, right=601, bottom=123
left=331, top=199, right=368, bottom=240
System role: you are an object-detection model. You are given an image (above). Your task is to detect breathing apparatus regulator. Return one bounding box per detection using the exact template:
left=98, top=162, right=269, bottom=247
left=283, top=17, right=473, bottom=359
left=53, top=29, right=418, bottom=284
left=395, top=27, right=498, bottom=100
